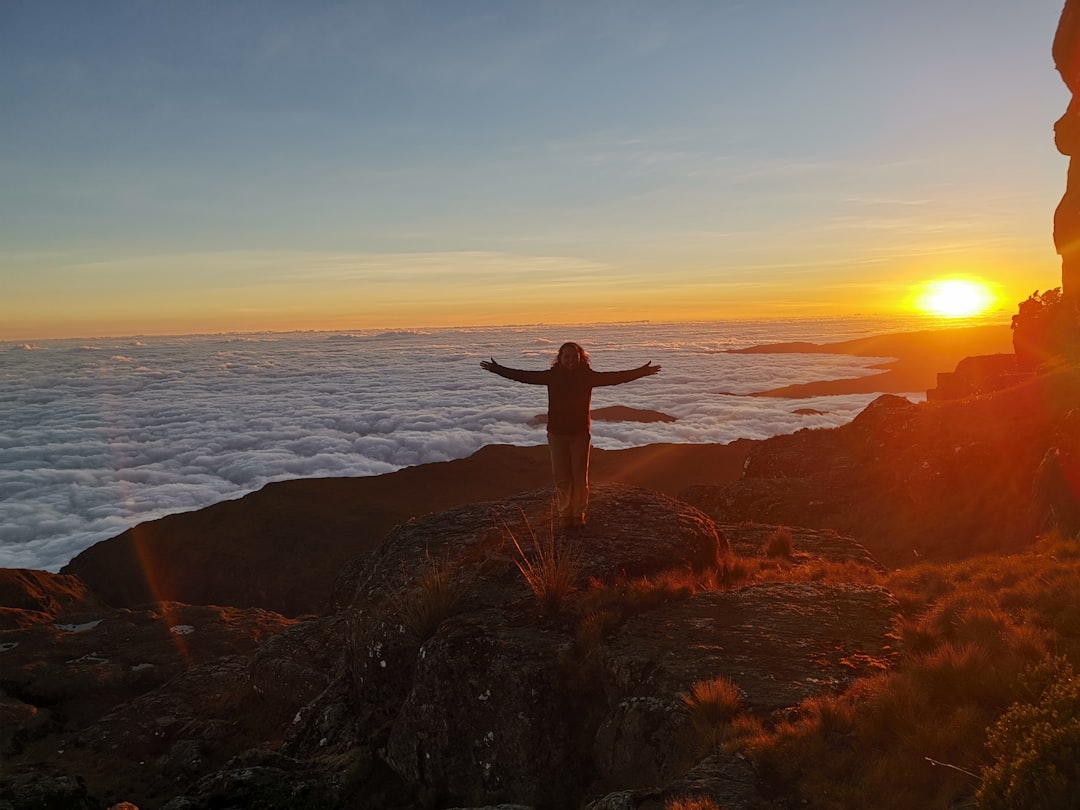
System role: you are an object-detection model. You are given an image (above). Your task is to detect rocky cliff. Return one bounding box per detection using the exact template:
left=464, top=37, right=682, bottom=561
left=1055, top=0, right=1080, bottom=305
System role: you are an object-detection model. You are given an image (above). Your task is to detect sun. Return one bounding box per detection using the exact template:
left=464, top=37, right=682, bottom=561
left=914, top=277, right=996, bottom=318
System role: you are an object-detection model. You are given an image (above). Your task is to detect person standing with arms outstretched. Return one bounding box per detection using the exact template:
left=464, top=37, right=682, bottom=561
left=481, top=342, right=661, bottom=530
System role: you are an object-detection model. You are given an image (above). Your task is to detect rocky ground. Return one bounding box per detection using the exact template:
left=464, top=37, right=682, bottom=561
left=2, top=485, right=896, bottom=810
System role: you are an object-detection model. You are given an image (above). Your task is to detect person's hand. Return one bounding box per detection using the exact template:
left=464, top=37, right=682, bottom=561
left=640, top=361, right=661, bottom=375
left=480, top=358, right=499, bottom=372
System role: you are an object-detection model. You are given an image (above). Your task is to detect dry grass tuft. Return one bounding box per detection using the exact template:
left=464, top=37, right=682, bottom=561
left=764, top=526, right=794, bottom=558
left=501, top=511, right=584, bottom=614
left=663, top=798, right=722, bottom=810
left=680, top=675, right=743, bottom=750
left=734, top=548, right=1080, bottom=809
left=397, top=551, right=471, bottom=640
left=715, top=551, right=754, bottom=588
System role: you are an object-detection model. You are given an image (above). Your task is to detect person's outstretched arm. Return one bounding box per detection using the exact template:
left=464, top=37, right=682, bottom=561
left=480, top=358, right=550, bottom=385
left=590, top=361, right=662, bottom=387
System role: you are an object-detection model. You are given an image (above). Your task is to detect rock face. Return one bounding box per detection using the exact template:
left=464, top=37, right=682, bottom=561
left=684, top=369, right=1080, bottom=567
left=1055, top=0, right=1080, bottom=304
left=2, top=485, right=898, bottom=809
left=926, top=353, right=1031, bottom=401
left=0, top=568, right=105, bottom=630
left=0, top=586, right=308, bottom=807
left=286, top=484, right=897, bottom=809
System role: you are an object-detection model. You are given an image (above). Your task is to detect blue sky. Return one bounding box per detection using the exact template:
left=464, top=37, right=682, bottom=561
left=1, top=0, right=1070, bottom=338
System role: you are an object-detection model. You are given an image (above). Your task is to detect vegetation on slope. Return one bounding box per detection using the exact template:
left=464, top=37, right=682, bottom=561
left=494, top=521, right=1080, bottom=809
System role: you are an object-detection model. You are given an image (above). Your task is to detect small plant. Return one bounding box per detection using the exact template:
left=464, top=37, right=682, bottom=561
left=1012, top=287, right=1080, bottom=371
left=397, top=551, right=471, bottom=640
left=500, top=510, right=584, bottom=614
left=764, top=526, right=794, bottom=559
left=680, top=675, right=743, bottom=750
left=977, top=655, right=1080, bottom=810
left=663, top=798, right=722, bottom=810
left=715, top=552, right=753, bottom=588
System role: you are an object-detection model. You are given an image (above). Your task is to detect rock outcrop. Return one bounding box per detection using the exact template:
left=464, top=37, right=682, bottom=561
left=684, top=366, right=1080, bottom=567
left=926, top=353, right=1031, bottom=401
left=2, top=485, right=897, bottom=809
left=1055, top=0, right=1080, bottom=304
left=0, top=568, right=105, bottom=630
left=283, top=484, right=897, bottom=809
left=529, top=405, right=677, bottom=426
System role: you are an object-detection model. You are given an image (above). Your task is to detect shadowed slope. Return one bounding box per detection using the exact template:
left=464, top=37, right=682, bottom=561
left=61, top=441, right=757, bottom=616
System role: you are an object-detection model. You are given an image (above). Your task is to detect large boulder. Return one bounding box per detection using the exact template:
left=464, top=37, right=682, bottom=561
left=288, top=485, right=897, bottom=808
left=337, top=484, right=728, bottom=610
left=384, top=615, right=584, bottom=808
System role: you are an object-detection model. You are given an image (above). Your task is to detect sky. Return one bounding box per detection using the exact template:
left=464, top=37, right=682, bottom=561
left=0, top=0, right=1072, bottom=340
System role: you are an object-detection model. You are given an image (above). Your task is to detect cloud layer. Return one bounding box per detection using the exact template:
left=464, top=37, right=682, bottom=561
left=0, top=319, right=923, bottom=571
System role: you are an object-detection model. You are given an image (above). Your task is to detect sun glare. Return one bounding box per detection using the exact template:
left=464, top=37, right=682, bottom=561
left=914, top=277, right=996, bottom=318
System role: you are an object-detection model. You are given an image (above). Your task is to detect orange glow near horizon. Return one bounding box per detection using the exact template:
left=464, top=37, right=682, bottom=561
left=6, top=262, right=1048, bottom=341
left=911, top=277, right=998, bottom=319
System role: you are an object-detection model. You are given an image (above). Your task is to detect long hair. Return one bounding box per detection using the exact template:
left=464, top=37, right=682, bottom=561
left=551, top=341, right=591, bottom=368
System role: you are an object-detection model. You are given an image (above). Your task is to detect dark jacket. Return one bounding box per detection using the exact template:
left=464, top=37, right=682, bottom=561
left=487, top=363, right=653, bottom=435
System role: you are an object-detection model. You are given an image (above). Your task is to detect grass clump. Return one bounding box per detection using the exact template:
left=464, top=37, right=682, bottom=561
left=397, top=551, right=471, bottom=640
left=663, top=798, right=722, bottom=810
left=729, top=549, right=1080, bottom=809
left=680, top=676, right=743, bottom=751
left=764, top=526, right=794, bottom=558
left=501, top=510, right=584, bottom=615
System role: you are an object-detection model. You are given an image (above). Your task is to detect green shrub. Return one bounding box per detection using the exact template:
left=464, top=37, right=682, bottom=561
left=1012, top=288, right=1080, bottom=371
left=977, top=656, right=1080, bottom=810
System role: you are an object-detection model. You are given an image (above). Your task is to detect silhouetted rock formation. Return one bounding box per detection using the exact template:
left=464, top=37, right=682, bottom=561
left=529, top=404, right=677, bottom=425
left=727, top=325, right=1013, bottom=397
left=926, top=353, right=1029, bottom=400
left=1055, top=0, right=1080, bottom=305
left=685, top=367, right=1080, bottom=566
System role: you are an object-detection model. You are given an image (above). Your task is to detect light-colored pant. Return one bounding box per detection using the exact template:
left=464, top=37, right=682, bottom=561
left=547, top=431, right=591, bottom=521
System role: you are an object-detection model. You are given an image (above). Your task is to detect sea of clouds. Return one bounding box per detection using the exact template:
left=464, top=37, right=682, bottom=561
left=1, top=318, right=936, bottom=572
